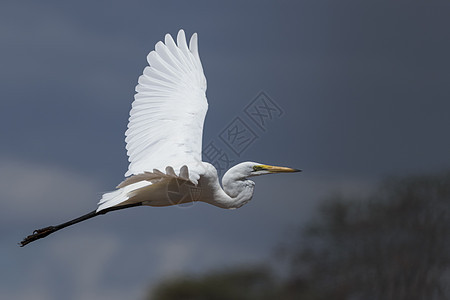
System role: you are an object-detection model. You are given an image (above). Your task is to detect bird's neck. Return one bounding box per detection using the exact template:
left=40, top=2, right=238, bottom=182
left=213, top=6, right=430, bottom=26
left=215, top=170, right=255, bottom=209
left=199, top=163, right=255, bottom=209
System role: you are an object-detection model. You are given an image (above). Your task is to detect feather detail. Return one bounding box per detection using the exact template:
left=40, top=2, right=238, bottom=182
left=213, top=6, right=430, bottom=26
left=98, top=30, right=207, bottom=211
left=115, top=165, right=195, bottom=189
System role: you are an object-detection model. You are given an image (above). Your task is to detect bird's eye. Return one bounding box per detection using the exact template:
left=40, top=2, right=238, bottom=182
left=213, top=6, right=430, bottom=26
left=253, top=165, right=264, bottom=172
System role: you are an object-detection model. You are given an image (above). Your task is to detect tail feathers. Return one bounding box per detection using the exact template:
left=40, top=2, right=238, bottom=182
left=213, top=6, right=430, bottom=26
left=97, top=189, right=129, bottom=212
left=97, top=180, right=153, bottom=212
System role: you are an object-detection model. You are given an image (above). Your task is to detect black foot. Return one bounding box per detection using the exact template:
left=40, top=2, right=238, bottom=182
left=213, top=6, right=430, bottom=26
left=19, top=226, right=56, bottom=247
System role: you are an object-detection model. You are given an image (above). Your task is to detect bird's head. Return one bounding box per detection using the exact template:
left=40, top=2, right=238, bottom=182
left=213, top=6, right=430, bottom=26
left=220, top=162, right=301, bottom=203
left=227, top=161, right=301, bottom=179
left=249, top=162, right=301, bottom=177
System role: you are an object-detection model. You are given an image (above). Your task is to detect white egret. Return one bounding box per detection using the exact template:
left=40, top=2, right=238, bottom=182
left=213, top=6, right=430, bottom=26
left=20, top=30, right=300, bottom=247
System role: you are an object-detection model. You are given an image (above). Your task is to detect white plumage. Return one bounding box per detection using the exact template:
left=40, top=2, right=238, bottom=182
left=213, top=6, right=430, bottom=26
left=19, top=29, right=300, bottom=247
left=96, top=29, right=300, bottom=212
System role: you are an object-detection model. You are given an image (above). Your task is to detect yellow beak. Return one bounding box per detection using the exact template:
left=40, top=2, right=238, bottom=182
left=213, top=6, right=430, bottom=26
left=260, top=165, right=302, bottom=173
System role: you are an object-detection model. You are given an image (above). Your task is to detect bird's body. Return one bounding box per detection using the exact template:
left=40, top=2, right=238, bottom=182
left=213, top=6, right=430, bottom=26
left=20, top=30, right=300, bottom=247
left=106, top=162, right=261, bottom=210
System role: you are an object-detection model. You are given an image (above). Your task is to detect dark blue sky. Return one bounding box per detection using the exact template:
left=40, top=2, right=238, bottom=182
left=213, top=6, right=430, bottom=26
left=1, top=1, right=449, bottom=299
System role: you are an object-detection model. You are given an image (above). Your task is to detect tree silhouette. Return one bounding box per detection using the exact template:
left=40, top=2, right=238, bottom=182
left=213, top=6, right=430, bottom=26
left=285, top=171, right=450, bottom=300
left=148, top=267, right=280, bottom=300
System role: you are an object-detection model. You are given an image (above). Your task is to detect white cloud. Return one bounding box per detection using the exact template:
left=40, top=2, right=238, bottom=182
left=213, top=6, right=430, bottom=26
left=0, top=158, right=104, bottom=224
left=0, top=232, right=143, bottom=300
left=49, top=233, right=120, bottom=290
left=150, top=233, right=263, bottom=277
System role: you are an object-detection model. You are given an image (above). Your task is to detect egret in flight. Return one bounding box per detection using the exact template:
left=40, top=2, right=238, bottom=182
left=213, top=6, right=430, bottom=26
left=20, top=30, right=300, bottom=247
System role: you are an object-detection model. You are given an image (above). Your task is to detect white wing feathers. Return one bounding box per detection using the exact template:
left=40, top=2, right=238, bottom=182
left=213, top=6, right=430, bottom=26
left=125, top=29, right=207, bottom=182
left=125, top=30, right=208, bottom=182
left=97, top=30, right=207, bottom=212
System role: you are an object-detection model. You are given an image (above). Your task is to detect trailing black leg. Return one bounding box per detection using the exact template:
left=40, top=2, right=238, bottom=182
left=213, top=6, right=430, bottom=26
left=19, top=202, right=143, bottom=247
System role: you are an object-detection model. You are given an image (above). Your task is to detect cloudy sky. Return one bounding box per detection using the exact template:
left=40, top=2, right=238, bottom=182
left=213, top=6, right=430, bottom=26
left=1, top=1, right=449, bottom=299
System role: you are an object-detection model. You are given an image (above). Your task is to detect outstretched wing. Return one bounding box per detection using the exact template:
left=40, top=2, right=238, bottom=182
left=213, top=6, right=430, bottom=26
left=125, top=30, right=208, bottom=182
